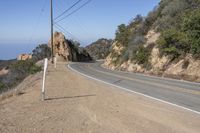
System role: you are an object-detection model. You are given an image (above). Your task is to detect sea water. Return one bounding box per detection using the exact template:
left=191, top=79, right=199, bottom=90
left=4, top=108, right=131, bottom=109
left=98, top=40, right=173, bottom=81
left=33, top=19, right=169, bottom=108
left=0, top=43, right=37, bottom=60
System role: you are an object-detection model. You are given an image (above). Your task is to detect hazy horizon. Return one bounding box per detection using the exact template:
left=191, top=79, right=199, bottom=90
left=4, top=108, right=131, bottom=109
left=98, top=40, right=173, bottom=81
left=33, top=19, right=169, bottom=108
left=0, top=0, right=160, bottom=60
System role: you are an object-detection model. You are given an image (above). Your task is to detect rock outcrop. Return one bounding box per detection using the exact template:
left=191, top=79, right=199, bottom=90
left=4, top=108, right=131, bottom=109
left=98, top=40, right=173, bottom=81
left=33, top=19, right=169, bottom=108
left=17, top=54, right=32, bottom=61
left=49, top=32, right=72, bottom=62
left=49, top=32, right=92, bottom=62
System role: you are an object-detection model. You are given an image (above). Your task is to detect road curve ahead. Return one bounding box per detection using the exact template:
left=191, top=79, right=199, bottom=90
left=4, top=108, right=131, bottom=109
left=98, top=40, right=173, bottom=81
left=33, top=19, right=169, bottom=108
left=68, top=61, right=200, bottom=114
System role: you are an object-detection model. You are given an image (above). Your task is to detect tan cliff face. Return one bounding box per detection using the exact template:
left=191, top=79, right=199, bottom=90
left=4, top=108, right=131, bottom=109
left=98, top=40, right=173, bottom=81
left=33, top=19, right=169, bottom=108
left=49, top=32, right=72, bottom=62
left=104, top=30, right=200, bottom=82
left=48, top=32, right=92, bottom=62
left=17, top=54, right=32, bottom=61
left=104, top=41, right=125, bottom=70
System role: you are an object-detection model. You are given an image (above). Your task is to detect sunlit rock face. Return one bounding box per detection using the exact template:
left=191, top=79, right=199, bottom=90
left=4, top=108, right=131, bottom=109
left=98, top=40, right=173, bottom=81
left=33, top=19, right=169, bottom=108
left=17, top=54, right=32, bottom=61
left=49, top=32, right=72, bottom=62
left=49, top=32, right=92, bottom=62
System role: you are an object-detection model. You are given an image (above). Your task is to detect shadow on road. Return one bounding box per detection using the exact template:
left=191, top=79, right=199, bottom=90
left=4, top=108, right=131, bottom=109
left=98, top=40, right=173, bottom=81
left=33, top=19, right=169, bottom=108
left=45, top=94, right=96, bottom=101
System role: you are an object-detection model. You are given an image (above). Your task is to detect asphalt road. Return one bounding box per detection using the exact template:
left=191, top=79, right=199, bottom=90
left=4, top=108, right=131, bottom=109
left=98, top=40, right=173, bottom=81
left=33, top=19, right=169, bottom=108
left=68, top=61, right=200, bottom=114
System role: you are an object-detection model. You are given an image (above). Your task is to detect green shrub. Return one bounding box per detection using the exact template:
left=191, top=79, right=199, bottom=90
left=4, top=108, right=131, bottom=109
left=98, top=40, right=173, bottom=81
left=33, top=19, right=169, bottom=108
left=0, top=82, right=5, bottom=90
left=132, top=45, right=151, bottom=65
left=10, top=60, right=41, bottom=75
left=161, top=0, right=188, bottom=17
left=157, top=29, right=190, bottom=59
left=182, top=9, right=200, bottom=58
left=32, top=44, right=51, bottom=61
left=0, top=60, right=42, bottom=93
left=29, top=65, right=42, bottom=74
left=121, top=50, right=129, bottom=62
left=115, top=24, right=130, bottom=46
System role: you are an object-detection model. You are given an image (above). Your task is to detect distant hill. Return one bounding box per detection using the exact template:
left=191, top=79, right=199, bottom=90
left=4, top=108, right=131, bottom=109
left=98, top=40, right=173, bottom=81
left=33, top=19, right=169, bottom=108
left=104, top=0, right=200, bottom=82
left=85, top=38, right=113, bottom=60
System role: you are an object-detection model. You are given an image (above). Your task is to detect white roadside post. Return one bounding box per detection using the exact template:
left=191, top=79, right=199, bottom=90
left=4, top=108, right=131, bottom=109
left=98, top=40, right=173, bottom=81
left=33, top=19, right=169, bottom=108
left=42, top=58, right=48, bottom=101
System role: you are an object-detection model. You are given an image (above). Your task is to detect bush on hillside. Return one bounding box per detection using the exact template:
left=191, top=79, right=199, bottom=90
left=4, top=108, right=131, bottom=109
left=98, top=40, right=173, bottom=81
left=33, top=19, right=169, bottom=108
left=182, top=9, right=200, bottom=58
left=157, top=29, right=190, bottom=59
left=161, top=0, right=188, bottom=17
left=132, top=45, right=151, bottom=65
left=115, top=24, right=130, bottom=46
left=0, top=60, right=41, bottom=93
left=0, top=82, right=5, bottom=90
left=154, top=0, right=193, bottom=31
left=143, top=7, right=160, bottom=32
left=32, top=44, right=51, bottom=61
left=128, top=15, right=143, bottom=28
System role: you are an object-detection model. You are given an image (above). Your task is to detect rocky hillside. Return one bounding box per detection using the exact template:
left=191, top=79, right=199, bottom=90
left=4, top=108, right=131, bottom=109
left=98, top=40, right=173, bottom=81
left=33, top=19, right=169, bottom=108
left=85, top=38, right=113, bottom=60
left=49, top=32, right=92, bottom=62
left=104, top=0, right=200, bottom=82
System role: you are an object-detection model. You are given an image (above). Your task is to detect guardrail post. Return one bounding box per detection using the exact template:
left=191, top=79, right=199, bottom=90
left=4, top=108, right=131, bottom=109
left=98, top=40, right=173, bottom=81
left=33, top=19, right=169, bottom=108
left=42, top=58, right=48, bottom=101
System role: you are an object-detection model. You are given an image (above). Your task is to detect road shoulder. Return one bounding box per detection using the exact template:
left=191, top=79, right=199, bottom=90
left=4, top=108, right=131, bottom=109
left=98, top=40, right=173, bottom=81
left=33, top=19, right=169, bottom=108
left=0, top=63, right=200, bottom=133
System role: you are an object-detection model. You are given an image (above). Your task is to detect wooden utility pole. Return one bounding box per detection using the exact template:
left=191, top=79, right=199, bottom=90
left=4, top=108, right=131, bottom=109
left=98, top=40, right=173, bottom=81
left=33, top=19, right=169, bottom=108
left=51, top=0, right=54, bottom=63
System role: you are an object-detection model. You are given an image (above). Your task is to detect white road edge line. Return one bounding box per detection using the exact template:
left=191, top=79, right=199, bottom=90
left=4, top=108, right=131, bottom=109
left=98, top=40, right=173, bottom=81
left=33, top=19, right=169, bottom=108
left=68, top=64, right=200, bottom=115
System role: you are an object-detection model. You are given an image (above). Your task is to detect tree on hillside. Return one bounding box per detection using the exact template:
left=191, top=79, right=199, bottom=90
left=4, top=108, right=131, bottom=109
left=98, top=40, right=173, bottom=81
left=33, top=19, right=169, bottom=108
left=115, top=24, right=130, bottom=46
left=129, top=15, right=143, bottom=28
left=32, top=44, right=51, bottom=61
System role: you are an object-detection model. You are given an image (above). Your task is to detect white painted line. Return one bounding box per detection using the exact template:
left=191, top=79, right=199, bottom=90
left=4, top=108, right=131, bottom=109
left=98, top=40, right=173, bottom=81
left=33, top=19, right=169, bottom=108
left=68, top=64, right=200, bottom=115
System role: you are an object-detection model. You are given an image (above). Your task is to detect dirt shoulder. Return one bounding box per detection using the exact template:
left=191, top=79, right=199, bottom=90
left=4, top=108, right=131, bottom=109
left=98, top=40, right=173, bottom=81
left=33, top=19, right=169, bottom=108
left=0, top=62, right=200, bottom=133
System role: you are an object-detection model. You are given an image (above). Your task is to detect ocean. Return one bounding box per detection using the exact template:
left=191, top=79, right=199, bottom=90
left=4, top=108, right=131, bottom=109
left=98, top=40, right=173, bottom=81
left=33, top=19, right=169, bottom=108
left=0, top=43, right=38, bottom=60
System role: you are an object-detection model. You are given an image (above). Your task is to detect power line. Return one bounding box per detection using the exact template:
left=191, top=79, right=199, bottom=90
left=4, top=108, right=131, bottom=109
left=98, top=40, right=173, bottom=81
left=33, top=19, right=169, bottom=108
left=54, top=22, right=81, bottom=42
left=54, top=0, right=83, bottom=20
left=74, top=15, right=90, bottom=36
left=56, top=0, right=92, bottom=23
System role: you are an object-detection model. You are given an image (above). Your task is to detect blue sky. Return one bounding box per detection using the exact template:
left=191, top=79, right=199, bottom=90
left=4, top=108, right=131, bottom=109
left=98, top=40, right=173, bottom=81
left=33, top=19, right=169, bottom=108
left=0, top=0, right=160, bottom=59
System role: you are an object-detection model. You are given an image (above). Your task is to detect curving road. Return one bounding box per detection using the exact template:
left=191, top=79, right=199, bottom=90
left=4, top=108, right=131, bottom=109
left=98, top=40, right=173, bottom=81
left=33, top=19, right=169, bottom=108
left=68, top=61, right=200, bottom=114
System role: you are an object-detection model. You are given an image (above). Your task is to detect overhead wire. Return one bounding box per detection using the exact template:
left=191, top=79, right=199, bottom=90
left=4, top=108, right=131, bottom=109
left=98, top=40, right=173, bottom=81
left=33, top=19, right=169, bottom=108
left=54, top=0, right=83, bottom=20
left=53, top=0, right=92, bottom=45
left=54, top=22, right=82, bottom=43
left=55, top=0, right=92, bottom=23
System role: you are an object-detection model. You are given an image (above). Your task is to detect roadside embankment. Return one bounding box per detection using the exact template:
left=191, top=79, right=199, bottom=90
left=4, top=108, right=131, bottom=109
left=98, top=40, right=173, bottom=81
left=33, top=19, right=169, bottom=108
left=0, top=63, right=200, bottom=133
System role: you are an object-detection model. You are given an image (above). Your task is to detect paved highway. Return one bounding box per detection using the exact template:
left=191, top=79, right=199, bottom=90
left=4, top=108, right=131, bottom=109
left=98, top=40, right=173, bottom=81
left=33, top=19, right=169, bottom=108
left=68, top=61, right=200, bottom=114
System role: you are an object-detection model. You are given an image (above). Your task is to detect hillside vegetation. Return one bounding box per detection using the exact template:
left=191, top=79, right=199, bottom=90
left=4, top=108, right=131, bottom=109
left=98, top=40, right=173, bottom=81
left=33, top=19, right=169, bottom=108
left=105, top=0, right=200, bottom=82
left=0, top=44, right=51, bottom=93
left=0, top=35, right=93, bottom=94
left=85, top=38, right=113, bottom=60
